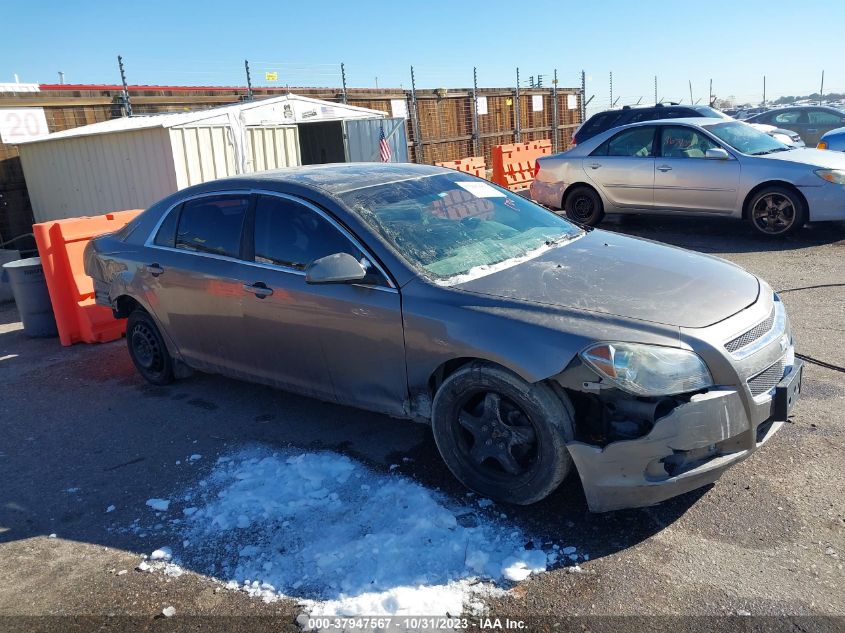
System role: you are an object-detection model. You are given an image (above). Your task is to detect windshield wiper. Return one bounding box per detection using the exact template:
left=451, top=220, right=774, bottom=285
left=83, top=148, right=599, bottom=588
left=752, top=147, right=792, bottom=155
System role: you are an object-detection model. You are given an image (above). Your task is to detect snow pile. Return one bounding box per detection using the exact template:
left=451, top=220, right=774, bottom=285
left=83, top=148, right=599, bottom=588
left=146, top=447, right=566, bottom=616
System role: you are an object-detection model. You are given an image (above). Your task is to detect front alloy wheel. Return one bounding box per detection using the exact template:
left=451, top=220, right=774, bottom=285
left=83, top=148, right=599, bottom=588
left=748, top=187, right=806, bottom=236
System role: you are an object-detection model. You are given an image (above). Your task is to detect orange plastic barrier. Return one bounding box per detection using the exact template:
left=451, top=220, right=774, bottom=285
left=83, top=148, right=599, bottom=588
left=491, top=139, right=552, bottom=191
left=435, top=156, right=487, bottom=179
left=33, top=209, right=143, bottom=346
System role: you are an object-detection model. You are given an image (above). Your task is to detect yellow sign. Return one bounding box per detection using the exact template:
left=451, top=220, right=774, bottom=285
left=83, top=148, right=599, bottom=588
left=505, top=98, right=513, bottom=106
left=265, top=72, right=279, bottom=81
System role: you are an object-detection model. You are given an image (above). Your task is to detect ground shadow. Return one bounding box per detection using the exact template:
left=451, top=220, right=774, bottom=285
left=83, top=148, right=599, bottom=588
left=598, top=214, right=845, bottom=254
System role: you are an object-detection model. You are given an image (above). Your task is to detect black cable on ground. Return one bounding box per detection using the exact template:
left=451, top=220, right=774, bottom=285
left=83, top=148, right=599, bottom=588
left=0, top=233, right=34, bottom=249
left=796, top=353, right=845, bottom=374
left=777, top=283, right=845, bottom=294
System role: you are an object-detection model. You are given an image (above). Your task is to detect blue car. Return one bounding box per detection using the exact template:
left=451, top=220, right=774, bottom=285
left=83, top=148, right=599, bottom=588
left=819, top=127, right=845, bottom=151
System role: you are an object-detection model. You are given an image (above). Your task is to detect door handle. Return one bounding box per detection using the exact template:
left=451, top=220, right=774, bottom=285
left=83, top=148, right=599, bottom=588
left=243, top=282, right=273, bottom=298
left=588, top=163, right=602, bottom=170
left=657, top=165, right=672, bottom=172
left=147, top=263, right=164, bottom=277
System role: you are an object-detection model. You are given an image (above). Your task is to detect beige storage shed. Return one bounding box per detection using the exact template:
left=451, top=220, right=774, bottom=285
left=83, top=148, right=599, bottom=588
left=15, top=94, right=391, bottom=221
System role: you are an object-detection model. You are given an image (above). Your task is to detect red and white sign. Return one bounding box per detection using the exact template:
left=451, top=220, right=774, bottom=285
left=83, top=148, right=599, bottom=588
left=0, top=108, right=49, bottom=144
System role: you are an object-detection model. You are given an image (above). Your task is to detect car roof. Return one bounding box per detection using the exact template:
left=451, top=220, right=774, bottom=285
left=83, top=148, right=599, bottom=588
left=201, top=162, right=450, bottom=196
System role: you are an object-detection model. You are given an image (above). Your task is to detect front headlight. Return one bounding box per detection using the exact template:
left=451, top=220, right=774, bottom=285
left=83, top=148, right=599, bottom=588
left=814, top=169, right=845, bottom=184
left=580, top=342, right=714, bottom=396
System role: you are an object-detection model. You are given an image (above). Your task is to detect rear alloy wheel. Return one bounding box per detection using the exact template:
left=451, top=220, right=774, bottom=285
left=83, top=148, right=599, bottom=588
left=431, top=362, right=573, bottom=505
left=126, top=309, right=174, bottom=385
left=747, top=186, right=806, bottom=237
left=564, top=186, right=605, bottom=225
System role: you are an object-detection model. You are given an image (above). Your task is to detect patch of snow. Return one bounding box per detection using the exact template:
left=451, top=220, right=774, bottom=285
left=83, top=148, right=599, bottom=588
left=146, top=498, right=170, bottom=512
left=106, top=505, right=116, bottom=513
left=188, top=454, right=202, bottom=462
left=65, top=487, right=80, bottom=493
left=477, top=498, right=494, bottom=508
left=561, top=546, right=576, bottom=555
left=151, top=547, right=173, bottom=561
left=48, top=533, right=57, bottom=539
left=134, top=447, right=560, bottom=617
left=117, top=570, right=128, bottom=576
left=161, top=606, right=176, bottom=618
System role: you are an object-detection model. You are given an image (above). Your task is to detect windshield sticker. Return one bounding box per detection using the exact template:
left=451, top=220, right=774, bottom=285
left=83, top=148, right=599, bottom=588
left=455, top=181, right=507, bottom=198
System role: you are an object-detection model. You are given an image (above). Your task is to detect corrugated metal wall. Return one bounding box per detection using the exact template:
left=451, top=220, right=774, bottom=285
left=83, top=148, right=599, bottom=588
left=344, top=118, right=409, bottom=162
left=17, top=129, right=177, bottom=221
left=169, top=125, right=238, bottom=189
left=245, top=126, right=300, bottom=172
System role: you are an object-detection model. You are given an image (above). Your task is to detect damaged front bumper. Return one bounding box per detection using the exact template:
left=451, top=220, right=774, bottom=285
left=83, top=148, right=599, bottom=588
left=566, top=359, right=803, bottom=512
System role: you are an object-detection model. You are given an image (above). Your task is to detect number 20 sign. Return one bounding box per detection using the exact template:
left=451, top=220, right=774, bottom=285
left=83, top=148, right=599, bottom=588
left=0, top=108, right=50, bottom=144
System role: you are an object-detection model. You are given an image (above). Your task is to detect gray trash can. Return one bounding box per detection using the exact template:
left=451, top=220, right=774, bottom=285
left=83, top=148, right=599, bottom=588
left=1, top=257, right=58, bottom=338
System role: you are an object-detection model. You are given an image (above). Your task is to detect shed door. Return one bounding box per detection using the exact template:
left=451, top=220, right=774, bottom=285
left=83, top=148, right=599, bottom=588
left=343, top=118, right=408, bottom=163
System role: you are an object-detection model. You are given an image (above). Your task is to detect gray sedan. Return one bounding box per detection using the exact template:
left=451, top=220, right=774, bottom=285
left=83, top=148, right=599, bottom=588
left=85, top=164, right=802, bottom=512
left=531, top=118, right=845, bottom=236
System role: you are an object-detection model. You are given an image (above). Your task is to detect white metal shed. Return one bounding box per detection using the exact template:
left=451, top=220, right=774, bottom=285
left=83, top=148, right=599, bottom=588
left=16, top=94, right=403, bottom=221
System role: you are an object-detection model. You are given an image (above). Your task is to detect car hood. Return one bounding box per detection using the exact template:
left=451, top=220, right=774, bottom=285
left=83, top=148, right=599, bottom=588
left=757, top=147, right=845, bottom=168
left=454, top=230, right=760, bottom=328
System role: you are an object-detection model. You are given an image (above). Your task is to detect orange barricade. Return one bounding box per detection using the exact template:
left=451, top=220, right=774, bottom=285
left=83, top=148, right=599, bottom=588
left=491, top=139, right=552, bottom=191
left=435, top=156, right=487, bottom=179
left=33, top=209, right=143, bottom=346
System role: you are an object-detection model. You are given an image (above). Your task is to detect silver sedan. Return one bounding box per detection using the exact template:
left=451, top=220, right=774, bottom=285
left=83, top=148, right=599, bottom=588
left=531, top=117, right=845, bottom=236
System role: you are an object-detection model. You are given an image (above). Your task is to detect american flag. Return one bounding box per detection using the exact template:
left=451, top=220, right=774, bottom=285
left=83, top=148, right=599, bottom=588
left=379, top=124, right=392, bottom=162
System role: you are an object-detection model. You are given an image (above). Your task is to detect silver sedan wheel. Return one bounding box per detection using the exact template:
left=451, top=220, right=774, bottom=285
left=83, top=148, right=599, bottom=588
left=751, top=193, right=797, bottom=235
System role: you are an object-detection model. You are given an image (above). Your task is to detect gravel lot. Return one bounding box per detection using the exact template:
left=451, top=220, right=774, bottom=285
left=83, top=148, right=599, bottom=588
left=0, top=215, right=843, bottom=631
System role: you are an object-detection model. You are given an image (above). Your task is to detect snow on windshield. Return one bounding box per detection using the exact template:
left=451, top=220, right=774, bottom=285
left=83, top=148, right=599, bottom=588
left=340, top=173, right=581, bottom=281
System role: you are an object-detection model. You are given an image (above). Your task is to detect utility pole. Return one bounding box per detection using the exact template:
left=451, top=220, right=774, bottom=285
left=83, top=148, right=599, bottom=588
left=763, top=75, right=766, bottom=107
left=375, top=76, right=379, bottom=89
left=340, top=62, right=348, bottom=104
left=609, top=71, right=613, bottom=109
left=654, top=75, right=658, bottom=105
left=58, top=71, right=65, bottom=85
left=244, top=59, right=253, bottom=101
left=689, top=80, right=693, bottom=105
left=709, top=78, right=713, bottom=106
left=117, top=55, right=132, bottom=117
left=820, top=70, right=825, bottom=105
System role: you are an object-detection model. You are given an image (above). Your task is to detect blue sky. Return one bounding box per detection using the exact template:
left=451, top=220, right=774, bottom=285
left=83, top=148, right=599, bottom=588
left=2, top=0, right=841, bottom=107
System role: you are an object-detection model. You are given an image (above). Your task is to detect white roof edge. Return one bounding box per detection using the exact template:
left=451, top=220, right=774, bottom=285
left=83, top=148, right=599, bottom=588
left=14, top=93, right=387, bottom=146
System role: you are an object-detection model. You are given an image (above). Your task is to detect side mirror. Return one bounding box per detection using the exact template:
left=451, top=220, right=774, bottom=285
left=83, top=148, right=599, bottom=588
left=305, top=252, right=367, bottom=284
left=705, top=148, right=730, bottom=160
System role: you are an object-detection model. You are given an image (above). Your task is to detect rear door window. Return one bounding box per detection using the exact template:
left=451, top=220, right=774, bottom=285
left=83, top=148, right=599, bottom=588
left=153, top=205, right=181, bottom=247
left=580, top=111, right=625, bottom=138
left=174, top=195, right=250, bottom=258
left=807, top=109, right=844, bottom=124
left=592, top=126, right=657, bottom=157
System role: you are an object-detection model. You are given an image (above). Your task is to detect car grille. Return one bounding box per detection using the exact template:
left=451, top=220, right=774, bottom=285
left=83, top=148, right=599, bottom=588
left=747, top=357, right=786, bottom=397
left=726, top=307, right=775, bottom=353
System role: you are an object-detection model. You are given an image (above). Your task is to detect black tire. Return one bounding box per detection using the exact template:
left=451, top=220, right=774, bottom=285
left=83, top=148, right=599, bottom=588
left=126, top=309, right=174, bottom=385
left=746, top=186, right=806, bottom=237
left=431, top=362, right=574, bottom=505
left=564, top=186, right=605, bottom=225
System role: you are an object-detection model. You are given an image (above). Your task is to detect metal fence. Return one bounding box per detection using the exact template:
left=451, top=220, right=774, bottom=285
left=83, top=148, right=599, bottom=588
left=0, top=69, right=583, bottom=245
